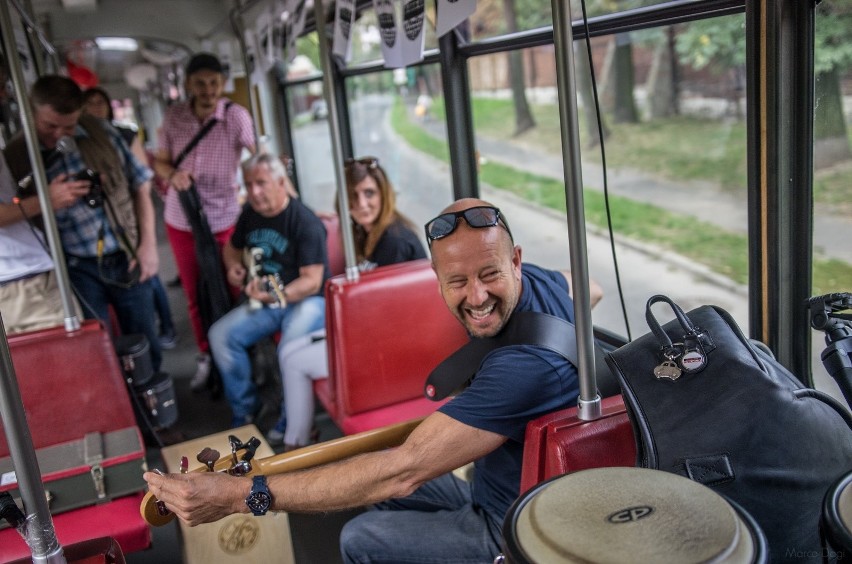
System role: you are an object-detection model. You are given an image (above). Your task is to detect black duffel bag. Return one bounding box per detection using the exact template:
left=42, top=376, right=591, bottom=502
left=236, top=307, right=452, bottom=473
left=606, top=295, right=852, bottom=563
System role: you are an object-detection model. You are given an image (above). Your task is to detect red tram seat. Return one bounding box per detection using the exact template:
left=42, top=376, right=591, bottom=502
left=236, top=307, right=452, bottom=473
left=520, top=394, right=636, bottom=494
left=315, top=259, right=469, bottom=434
left=0, top=320, right=151, bottom=559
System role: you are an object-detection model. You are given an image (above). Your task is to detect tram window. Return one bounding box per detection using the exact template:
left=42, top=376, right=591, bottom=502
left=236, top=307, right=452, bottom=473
left=468, top=0, right=553, bottom=42
left=810, top=0, right=851, bottom=398
left=347, top=63, right=452, bottom=236
left=286, top=79, right=337, bottom=213
left=348, top=9, right=440, bottom=66
left=466, top=0, right=674, bottom=43
left=461, top=16, right=749, bottom=339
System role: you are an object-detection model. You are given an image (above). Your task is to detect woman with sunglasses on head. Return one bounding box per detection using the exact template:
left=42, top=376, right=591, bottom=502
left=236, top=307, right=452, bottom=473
left=340, top=156, right=426, bottom=271
left=267, top=156, right=426, bottom=449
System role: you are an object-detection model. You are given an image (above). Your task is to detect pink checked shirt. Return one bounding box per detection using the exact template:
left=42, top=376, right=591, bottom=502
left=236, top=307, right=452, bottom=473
left=160, top=98, right=255, bottom=233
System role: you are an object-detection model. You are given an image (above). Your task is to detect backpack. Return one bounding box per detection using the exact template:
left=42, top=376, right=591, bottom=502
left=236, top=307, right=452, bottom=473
left=605, top=295, right=852, bottom=563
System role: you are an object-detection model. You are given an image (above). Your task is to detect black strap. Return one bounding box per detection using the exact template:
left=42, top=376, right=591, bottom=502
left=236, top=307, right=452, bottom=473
left=424, top=311, right=580, bottom=401
left=173, top=102, right=233, bottom=169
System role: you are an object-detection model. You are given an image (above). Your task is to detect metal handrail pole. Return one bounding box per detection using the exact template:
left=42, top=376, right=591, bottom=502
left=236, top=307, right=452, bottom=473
left=10, top=0, right=59, bottom=66
left=230, top=8, right=262, bottom=148
left=0, top=0, right=80, bottom=333
left=0, top=316, right=66, bottom=563
left=314, top=0, right=359, bottom=281
left=551, top=0, right=600, bottom=420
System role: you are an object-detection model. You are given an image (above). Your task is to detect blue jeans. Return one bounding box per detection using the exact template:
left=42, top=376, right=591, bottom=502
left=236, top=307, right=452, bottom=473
left=208, top=296, right=325, bottom=419
left=150, top=275, right=175, bottom=334
left=66, top=252, right=162, bottom=372
left=339, top=473, right=503, bottom=564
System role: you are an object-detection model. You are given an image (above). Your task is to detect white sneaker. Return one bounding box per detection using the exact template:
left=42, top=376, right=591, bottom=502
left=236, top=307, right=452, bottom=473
left=190, top=353, right=211, bottom=392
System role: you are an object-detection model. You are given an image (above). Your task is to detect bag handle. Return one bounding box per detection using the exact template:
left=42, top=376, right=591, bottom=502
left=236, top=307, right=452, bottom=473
left=645, top=295, right=699, bottom=350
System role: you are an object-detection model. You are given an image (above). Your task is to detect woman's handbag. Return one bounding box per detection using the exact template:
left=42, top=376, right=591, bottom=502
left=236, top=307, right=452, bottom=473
left=605, top=295, right=852, bottom=563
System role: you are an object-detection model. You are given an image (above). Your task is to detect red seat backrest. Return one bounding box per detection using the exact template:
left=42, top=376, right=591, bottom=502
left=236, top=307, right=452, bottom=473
left=324, top=259, right=469, bottom=417
left=319, top=213, right=346, bottom=277
left=0, top=320, right=136, bottom=457
left=520, top=395, right=637, bottom=493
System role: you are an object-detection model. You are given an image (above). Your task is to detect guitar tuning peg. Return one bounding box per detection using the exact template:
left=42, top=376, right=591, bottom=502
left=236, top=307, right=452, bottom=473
left=228, top=435, right=243, bottom=452
left=197, top=447, right=219, bottom=472
left=242, top=436, right=262, bottom=461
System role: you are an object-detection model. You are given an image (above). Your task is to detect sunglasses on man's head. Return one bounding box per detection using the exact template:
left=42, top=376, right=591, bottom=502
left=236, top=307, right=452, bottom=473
left=424, top=206, right=513, bottom=247
left=344, top=156, right=379, bottom=169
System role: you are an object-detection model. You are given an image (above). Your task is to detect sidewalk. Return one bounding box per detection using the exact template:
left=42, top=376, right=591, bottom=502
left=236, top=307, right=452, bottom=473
left=422, top=119, right=852, bottom=264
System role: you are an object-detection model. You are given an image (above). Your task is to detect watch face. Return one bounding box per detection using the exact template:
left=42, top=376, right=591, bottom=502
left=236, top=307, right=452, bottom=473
left=247, top=491, right=272, bottom=513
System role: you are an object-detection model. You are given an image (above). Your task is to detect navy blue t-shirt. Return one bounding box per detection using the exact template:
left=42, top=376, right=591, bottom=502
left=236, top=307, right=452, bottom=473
left=438, top=263, right=580, bottom=522
left=359, top=221, right=426, bottom=271
left=231, top=198, right=330, bottom=295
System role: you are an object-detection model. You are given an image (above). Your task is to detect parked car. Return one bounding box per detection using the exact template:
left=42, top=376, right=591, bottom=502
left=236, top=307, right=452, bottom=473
left=311, top=99, right=328, bottom=120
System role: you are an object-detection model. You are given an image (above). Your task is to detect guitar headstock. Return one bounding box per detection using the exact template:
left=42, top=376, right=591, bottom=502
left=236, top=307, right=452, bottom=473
left=140, top=437, right=261, bottom=526
left=260, top=274, right=287, bottom=306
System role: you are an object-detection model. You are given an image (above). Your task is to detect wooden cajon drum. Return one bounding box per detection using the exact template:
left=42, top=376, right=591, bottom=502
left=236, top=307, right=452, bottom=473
left=161, top=425, right=295, bottom=564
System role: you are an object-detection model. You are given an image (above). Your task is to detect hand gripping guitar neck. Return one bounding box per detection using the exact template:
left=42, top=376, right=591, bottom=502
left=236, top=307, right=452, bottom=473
left=140, top=417, right=423, bottom=526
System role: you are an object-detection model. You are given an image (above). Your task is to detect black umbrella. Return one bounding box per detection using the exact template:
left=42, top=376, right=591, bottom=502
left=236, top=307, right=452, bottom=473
left=178, top=183, right=232, bottom=395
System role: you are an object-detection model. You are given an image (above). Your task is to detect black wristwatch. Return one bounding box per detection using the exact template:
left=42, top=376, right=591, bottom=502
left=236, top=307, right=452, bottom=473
left=245, top=475, right=272, bottom=516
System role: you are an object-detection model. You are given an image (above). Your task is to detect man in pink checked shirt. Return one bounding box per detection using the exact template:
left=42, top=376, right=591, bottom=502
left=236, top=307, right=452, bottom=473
left=154, top=53, right=256, bottom=391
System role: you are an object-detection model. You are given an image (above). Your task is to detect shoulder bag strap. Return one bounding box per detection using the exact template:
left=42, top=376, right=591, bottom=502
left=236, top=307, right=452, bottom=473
left=173, top=101, right=234, bottom=168
left=424, top=311, right=579, bottom=401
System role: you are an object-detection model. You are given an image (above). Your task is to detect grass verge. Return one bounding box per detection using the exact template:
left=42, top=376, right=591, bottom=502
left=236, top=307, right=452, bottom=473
left=391, top=97, right=850, bottom=294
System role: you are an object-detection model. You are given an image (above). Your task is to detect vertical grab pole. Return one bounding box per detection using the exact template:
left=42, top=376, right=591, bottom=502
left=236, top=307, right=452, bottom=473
left=314, top=0, right=359, bottom=282
left=229, top=8, right=261, bottom=148
left=0, top=0, right=80, bottom=333
left=0, top=316, right=66, bottom=563
left=551, top=0, right=600, bottom=420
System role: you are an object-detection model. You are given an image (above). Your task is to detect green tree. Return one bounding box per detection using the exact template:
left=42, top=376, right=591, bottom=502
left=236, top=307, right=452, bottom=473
left=677, top=6, right=852, bottom=166
left=814, top=1, right=852, bottom=167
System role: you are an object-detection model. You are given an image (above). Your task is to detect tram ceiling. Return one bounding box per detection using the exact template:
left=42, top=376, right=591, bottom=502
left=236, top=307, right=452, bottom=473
left=24, top=0, right=235, bottom=85
left=29, top=0, right=233, bottom=46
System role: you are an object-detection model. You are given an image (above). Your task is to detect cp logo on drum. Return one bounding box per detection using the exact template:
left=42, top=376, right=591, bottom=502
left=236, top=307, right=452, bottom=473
left=607, top=506, right=654, bottom=523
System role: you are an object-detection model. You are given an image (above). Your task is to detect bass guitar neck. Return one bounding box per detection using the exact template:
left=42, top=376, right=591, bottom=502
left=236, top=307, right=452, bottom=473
left=140, top=417, right=423, bottom=526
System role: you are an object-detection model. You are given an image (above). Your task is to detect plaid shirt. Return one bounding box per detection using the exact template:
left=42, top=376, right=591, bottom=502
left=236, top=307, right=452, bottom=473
left=48, top=120, right=153, bottom=257
left=159, top=98, right=255, bottom=233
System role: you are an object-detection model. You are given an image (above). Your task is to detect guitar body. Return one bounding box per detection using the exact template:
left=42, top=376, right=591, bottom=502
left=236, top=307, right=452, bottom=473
left=244, top=248, right=286, bottom=309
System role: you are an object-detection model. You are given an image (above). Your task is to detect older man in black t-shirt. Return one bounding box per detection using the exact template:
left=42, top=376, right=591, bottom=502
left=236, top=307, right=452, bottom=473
left=207, top=153, right=330, bottom=427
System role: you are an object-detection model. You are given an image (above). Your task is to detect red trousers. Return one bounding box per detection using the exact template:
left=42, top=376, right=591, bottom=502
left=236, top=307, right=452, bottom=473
left=166, top=224, right=239, bottom=352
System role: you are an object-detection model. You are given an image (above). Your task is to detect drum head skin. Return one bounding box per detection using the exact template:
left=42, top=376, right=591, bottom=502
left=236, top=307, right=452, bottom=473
left=504, top=467, right=765, bottom=564
left=824, top=471, right=852, bottom=554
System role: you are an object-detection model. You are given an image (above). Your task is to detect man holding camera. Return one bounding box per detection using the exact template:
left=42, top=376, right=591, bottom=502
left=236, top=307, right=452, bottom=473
left=2, top=75, right=161, bottom=371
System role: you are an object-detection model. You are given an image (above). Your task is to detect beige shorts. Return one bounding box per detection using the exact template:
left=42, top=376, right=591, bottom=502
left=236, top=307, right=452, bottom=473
left=0, top=270, right=82, bottom=334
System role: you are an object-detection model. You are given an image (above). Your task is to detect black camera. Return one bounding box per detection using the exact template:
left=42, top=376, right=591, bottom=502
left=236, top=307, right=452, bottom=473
left=76, top=169, right=104, bottom=208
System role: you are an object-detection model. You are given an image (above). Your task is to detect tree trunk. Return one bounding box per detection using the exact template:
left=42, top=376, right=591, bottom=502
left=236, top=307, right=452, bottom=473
left=646, top=27, right=679, bottom=119
left=612, top=32, right=639, bottom=124
left=813, top=66, right=851, bottom=169
left=502, top=0, right=535, bottom=135
left=575, top=39, right=610, bottom=147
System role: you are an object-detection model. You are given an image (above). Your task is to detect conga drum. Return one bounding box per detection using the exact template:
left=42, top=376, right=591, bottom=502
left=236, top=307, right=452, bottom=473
left=500, top=467, right=767, bottom=564
left=823, top=470, right=852, bottom=562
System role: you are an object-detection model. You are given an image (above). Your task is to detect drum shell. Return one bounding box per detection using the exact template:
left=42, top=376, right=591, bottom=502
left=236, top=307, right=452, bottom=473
left=134, top=371, right=178, bottom=429
left=823, top=471, right=852, bottom=562
left=501, top=468, right=768, bottom=564
left=115, top=333, right=154, bottom=388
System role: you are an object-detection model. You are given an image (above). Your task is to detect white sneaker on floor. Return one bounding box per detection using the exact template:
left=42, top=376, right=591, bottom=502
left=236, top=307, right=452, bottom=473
left=190, top=353, right=211, bottom=392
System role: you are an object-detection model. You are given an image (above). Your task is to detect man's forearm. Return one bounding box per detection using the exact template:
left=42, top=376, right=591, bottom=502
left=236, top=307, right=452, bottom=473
left=134, top=183, right=156, bottom=248
left=0, top=197, right=41, bottom=227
